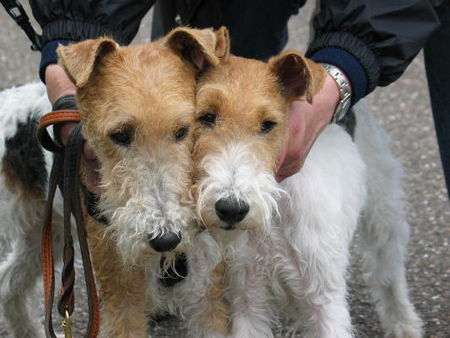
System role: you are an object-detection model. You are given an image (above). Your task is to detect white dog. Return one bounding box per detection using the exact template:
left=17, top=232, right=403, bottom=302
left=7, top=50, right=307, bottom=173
left=193, top=51, right=423, bottom=338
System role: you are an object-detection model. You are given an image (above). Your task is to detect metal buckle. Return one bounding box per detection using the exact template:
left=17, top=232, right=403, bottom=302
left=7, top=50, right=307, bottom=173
left=62, top=310, right=73, bottom=338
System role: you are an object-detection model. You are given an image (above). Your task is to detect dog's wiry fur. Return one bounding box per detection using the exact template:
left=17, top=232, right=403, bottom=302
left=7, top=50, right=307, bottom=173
left=0, top=26, right=422, bottom=338
left=193, top=49, right=422, bottom=337
left=0, top=28, right=230, bottom=337
left=59, top=34, right=199, bottom=264
left=0, top=83, right=53, bottom=337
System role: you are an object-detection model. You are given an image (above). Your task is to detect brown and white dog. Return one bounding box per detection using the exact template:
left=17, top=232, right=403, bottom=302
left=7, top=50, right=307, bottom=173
left=192, top=43, right=423, bottom=337
left=0, top=28, right=229, bottom=337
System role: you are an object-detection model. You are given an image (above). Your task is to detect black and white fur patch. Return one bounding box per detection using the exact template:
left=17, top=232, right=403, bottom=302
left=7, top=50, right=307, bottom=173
left=2, top=113, right=47, bottom=196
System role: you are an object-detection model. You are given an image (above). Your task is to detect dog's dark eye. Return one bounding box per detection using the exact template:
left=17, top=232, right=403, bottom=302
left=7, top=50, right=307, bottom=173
left=175, top=127, right=189, bottom=141
left=198, top=113, right=217, bottom=127
left=109, top=125, right=134, bottom=146
left=260, top=120, right=277, bottom=134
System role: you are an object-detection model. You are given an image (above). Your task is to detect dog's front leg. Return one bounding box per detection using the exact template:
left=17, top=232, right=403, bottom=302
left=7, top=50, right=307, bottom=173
left=275, top=128, right=366, bottom=338
left=274, top=215, right=353, bottom=338
left=161, top=232, right=230, bottom=338
left=87, top=221, right=149, bottom=338
left=225, top=237, right=274, bottom=338
left=0, top=231, right=50, bottom=338
left=182, top=260, right=230, bottom=338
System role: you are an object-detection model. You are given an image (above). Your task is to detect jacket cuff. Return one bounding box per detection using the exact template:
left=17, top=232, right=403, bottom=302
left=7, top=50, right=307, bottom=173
left=306, top=32, right=380, bottom=97
left=39, top=40, right=70, bottom=83
left=41, top=20, right=128, bottom=46
left=39, top=19, right=131, bottom=83
left=309, top=47, right=367, bottom=105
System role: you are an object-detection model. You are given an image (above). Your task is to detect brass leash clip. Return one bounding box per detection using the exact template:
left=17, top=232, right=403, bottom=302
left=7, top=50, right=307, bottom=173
left=62, top=309, right=73, bottom=338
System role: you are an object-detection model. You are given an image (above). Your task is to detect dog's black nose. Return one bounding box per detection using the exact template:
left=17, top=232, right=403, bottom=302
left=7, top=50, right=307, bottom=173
left=215, top=197, right=249, bottom=224
left=149, top=232, right=181, bottom=252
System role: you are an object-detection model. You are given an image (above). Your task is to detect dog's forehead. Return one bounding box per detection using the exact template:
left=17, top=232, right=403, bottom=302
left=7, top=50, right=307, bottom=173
left=202, top=56, right=277, bottom=91
left=197, top=56, right=284, bottom=118
left=80, top=42, right=196, bottom=128
left=106, top=43, right=195, bottom=92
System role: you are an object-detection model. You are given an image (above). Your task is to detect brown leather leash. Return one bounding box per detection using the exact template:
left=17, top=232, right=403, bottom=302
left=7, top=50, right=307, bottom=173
left=38, top=109, right=100, bottom=338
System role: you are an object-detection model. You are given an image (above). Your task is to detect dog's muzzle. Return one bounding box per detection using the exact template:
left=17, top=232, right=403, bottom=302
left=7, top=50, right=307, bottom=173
left=215, top=196, right=249, bottom=229
left=148, top=232, right=182, bottom=252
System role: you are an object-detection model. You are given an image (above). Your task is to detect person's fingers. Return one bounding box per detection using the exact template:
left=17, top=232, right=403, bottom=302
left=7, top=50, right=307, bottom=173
left=81, top=139, right=100, bottom=193
left=83, top=142, right=97, bottom=162
left=45, top=64, right=76, bottom=105
left=45, top=65, right=101, bottom=192
left=276, top=131, right=290, bottom=173
left=275, top=103, right=307, bottom=179
left=58, top=122, right=100, bottom=192
left=83, top=158, right=101, bottom=193
left=275, top=160, right=303, bottom=182
left=275, top=73, right=340, bottom=182
left=58, top=122, right=78, bottom=146
left=81, top=142, right=100, bottom=193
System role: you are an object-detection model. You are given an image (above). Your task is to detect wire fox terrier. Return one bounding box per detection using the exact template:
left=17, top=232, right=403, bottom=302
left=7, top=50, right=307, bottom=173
left=0, top=28, right=230, bottom=337
left=193, top=47, right=423, bottom=337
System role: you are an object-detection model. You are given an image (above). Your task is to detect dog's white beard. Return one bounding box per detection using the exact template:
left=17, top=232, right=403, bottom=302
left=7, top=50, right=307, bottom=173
left=99, top=156, right=192, bottom=263
left=197, top=141, right=285, bottom=234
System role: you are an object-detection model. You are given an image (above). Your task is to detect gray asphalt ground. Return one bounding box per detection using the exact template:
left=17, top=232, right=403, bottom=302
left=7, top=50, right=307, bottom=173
left=0, top=3, right=448, bottom=337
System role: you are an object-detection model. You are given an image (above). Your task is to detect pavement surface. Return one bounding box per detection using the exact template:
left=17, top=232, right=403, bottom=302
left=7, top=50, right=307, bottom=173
left=0, top=3, right=448, bottom=338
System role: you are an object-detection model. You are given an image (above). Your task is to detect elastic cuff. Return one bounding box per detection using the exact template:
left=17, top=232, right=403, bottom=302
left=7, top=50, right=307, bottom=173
left=309, top=47, right=367, bottom=105
left=39, top=40, right=70, bottom=83
left=39, top=20, right=131, bottom=83
left=306, top=32, right=380, bottom=95
left=41, top=20, right=127, bottom=46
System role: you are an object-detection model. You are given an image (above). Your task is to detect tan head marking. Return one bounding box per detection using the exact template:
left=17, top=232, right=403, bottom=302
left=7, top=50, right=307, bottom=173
left=268, top=51, right=326, bottom=104
left=57, top=37, right=119, bottom=88
left=213, top=26, right=231, bottom=61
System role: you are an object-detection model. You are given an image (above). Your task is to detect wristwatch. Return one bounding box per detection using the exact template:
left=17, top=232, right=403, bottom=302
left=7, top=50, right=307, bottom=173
left=321, top=63, right=352, bottom=123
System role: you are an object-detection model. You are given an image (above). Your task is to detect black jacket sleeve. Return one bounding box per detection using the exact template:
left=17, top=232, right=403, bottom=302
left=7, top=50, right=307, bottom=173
left=306, top=0, right=440, bottom=95
left=29, top=0, right=155, bottom=46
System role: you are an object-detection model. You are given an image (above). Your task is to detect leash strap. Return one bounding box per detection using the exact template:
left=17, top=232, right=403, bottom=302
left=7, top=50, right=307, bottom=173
left=42, top=151, right=64, bottom=338
left=39, top=111, right=100, bottom=338
left=37, top=110, right=81, bottom=152
left=0, top=0, right=42, bottom=50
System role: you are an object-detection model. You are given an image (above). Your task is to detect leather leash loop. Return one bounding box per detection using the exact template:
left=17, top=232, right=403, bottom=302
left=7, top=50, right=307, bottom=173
left=42, top=151, right=64, bottom=338
left=37, top=110, right=81, bottom=153
left=39, top=112, right=100, bottom=338
left=57, top=242, right=75, bottom=317
left=57, top=124, right=79, bottom=319
left=63, top=123, right=100, bottom=337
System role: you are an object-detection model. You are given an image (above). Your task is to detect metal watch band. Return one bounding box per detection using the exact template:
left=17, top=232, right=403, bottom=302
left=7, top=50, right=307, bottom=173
left=321, top=63, right=352, bottom=123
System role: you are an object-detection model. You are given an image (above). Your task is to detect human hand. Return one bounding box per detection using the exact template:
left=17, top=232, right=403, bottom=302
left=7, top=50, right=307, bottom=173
left=275, top=73, right=340, bottom=182
left=45, top=64, right=76, bottom=104
left=45, top=64, right=100, bottom=193
left=59, top=123, right=100, bottom=193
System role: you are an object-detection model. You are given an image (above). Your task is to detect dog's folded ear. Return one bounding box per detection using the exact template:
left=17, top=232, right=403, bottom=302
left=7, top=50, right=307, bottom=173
left=57, top=37, right=119, bottom=88
left=213, top=26, right=231, bottom=60
left=165, top=26, right=230, bottom=71
left=268, top=51, right=326, bottom=104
